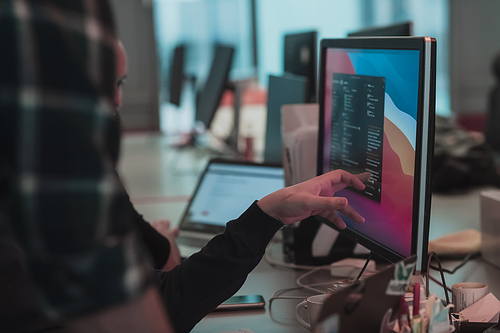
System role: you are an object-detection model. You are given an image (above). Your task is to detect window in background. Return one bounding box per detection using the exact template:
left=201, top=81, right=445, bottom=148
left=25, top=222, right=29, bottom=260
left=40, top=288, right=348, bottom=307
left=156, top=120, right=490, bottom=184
left=153, top=0, right=450, bottom=135
left=153, top=0, right=255, bottom=135
left=256, top=0, right=450, bottom=116
left=360, top=0, right=450, bottom=116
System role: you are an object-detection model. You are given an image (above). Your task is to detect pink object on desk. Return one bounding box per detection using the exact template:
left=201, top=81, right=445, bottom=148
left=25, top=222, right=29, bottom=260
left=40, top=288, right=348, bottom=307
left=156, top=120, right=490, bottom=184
left=413, top=282, right=421, bottom=316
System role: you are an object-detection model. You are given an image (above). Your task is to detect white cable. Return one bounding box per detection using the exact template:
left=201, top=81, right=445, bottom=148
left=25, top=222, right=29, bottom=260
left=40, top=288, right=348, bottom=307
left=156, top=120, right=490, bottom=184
left=265, top=233, right=380, bottom=299
left=295, top=267, right=331, bottom=293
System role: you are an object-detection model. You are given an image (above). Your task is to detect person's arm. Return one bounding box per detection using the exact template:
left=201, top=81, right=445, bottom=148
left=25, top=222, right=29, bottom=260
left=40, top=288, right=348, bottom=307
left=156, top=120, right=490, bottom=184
left=155, top=201, right=282, bottom=333
left=124, top=194, right=175, bottom=270
left=155, top=169, right=369, bottom=333
left=150, top=219, right=182, bottom=271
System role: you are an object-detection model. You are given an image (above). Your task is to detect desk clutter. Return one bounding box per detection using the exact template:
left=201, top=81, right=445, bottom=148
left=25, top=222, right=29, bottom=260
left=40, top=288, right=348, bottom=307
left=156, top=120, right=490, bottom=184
left=300, top=255, right=500, bottom=333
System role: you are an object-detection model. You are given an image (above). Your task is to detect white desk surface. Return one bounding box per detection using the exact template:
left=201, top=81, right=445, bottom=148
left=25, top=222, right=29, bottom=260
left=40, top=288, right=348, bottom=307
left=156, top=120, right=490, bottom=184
left=119, top=133, right=500, bottom=333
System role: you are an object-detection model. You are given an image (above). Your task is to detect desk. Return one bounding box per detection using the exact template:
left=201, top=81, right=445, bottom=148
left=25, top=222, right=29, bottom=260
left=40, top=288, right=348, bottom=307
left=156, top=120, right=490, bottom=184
left=429, top=188, right=500, bottom=300
left=120, top=134, right=500, bottom=333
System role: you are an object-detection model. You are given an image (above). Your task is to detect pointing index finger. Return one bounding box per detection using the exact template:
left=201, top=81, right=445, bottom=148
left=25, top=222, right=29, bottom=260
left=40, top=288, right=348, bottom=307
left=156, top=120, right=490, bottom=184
left=329, top=170, right=370, bottom=192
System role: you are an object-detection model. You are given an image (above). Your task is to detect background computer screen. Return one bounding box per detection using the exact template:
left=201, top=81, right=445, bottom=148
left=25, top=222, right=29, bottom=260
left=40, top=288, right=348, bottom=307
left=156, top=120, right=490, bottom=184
left=284, top=31, right=317, bottom=103
left=168, top=45, right=185, bottom=107
left=264, top=74, right=309, bottom=164
left=317, top=38, right=435, bottom=270
left=196, top=45, right=234, bottom=129
left=347, top=21, right=413, bottom=37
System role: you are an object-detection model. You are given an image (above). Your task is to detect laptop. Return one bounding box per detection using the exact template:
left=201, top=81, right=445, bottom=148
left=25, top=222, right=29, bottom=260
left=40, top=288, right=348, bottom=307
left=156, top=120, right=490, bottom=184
left=177, top=158, right=285, bottom=258
left=315, top=255, right=418, bottom=333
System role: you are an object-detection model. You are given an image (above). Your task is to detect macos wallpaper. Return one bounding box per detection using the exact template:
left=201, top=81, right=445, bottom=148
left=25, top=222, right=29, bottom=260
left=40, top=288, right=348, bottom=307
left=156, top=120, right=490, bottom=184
left=322, top=48, right=420, bottom=256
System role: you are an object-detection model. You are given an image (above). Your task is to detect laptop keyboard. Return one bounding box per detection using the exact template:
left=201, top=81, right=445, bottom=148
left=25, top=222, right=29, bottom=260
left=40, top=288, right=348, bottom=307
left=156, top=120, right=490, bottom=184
left=177, top=235, right=210, bottom=249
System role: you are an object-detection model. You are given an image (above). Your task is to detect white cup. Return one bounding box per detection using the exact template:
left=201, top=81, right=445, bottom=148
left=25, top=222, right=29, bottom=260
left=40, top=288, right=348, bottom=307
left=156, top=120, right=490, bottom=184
left=295, top=294, right=326, bottom=331
left=451, top=282, right=488, bottom=312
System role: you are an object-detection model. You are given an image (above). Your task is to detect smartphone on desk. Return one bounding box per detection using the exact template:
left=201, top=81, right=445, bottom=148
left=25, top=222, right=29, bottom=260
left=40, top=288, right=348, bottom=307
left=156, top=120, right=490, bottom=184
left=214, top=295, right=266, bottom=311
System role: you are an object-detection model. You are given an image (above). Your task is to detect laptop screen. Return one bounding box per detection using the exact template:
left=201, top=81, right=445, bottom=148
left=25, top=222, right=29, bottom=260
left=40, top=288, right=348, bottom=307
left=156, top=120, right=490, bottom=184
left=180, top=161, right=285, bottom=233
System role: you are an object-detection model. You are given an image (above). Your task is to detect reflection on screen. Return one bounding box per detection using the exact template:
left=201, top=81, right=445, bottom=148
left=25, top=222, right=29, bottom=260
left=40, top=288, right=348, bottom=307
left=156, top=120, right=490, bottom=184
left=188, top=164, right=284, bottom=226
left=322, top=48, right=420, bottom=257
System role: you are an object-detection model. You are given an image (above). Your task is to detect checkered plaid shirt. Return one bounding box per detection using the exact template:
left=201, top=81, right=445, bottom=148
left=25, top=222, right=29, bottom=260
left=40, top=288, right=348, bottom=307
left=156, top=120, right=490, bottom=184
left=0, top=0, right=150, bottom=320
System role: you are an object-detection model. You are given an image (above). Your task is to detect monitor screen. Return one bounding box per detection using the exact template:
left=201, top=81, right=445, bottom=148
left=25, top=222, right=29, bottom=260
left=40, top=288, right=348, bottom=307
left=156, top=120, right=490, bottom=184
left=284, top=31, right=317, bottom=102
left=168, top=45, right=185, bottom=106
left=347, top=21, right=413, bottom=37
left=264, top=74, right=309, bottom=164
left=180, top=160, right=284, bottom=234
left=196, top=45, right=234, bottom=129
left=317, top=37, right=436, bottom=272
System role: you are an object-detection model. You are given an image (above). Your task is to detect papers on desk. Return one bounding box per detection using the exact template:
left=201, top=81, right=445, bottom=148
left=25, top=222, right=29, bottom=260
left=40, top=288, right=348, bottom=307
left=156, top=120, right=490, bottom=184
left=460, top=293, right=500, bottom=323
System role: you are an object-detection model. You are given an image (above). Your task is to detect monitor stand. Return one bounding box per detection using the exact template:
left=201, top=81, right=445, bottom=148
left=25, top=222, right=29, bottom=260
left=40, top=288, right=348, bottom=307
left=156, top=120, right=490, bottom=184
left=282, top=216, right=389, bottom=266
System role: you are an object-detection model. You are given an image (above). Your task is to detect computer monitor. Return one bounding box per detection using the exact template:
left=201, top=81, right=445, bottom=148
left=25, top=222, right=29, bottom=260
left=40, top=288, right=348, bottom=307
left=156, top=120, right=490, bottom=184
left=316, top=37, right=436, bottom=273
left=347, top=21, right=413, bottom=37
left=264, top=73, right=309, bottom=164
left=168, top=45, right=186, bottom=107
left=196, top=45, right=235, bottom=130
left=168, top=45, right=197, bottom=108
left=284, top=31, right=317, bottom=103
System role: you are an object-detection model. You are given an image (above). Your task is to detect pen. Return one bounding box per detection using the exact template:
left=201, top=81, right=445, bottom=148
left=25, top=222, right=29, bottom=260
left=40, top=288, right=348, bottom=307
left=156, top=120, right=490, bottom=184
left=412, top=283, right=422, bottom=333
left=399, top=296, right=411, bottom=333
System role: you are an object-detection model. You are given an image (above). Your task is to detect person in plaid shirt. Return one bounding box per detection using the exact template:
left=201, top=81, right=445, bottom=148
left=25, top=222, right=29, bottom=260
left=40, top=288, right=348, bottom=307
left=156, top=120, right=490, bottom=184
left=0, top=1, right=174, bottom=332
left=0, top=1, right=370, bottom=332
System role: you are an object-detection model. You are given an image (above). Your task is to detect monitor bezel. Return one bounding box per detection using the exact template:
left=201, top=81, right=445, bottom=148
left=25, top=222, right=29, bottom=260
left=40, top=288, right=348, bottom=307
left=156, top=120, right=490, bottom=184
left=316, top=37, right=435, bottom=272
left=347, top=21, right=413, bottom=37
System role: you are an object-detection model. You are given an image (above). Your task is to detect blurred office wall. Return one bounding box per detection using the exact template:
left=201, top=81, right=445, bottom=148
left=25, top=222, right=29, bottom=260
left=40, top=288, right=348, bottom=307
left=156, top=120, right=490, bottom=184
left=450, top=0, right=500, bottom=117
left=110, top=0, right=160, bottom=132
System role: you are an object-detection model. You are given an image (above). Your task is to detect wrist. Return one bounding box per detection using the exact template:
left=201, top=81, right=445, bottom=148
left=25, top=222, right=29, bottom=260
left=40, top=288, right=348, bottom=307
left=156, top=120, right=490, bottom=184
left=257, top=196, right=281, bottom=223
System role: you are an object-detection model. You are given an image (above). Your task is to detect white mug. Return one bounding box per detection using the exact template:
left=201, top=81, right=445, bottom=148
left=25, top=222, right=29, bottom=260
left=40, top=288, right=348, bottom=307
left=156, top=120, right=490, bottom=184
left=295, top=294, right=327, bottom=331
left=451, top=282, right=488, bottom=312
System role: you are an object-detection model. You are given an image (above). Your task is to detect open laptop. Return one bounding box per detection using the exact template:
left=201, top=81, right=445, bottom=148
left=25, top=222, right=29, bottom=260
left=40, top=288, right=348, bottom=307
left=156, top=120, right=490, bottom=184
left=177, top=158, right=285, bottom=258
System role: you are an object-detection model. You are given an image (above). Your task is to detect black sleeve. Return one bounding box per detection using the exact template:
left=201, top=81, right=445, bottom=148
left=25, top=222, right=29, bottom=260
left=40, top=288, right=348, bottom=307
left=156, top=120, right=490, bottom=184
left=124, top=196, right=171, bottom=270
left=153, top=201, right=283, bottom=333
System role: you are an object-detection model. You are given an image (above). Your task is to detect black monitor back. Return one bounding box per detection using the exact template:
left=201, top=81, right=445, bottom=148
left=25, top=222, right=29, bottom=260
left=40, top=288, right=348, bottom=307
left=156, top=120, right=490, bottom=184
left=347, top=21, right=413, bottom=37
left=264, top=74, right=309, bottom=164
left=169, top=45, right=185, bottom=106
left=196, top=45, right=235, bottom=129
left=284, top=31, right=317, bottom=103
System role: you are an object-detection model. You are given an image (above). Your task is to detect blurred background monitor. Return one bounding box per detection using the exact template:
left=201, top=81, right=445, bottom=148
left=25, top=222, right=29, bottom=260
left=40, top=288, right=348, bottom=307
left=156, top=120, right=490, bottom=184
left=347, top=21, right=413, bottom=37
left=283, top=31, right=317, bottom=103
left=196, top=45, right=235, bottom=130
left=168, top=45, right=185, bottom=107
left=264, top=73, right=309, bottom=164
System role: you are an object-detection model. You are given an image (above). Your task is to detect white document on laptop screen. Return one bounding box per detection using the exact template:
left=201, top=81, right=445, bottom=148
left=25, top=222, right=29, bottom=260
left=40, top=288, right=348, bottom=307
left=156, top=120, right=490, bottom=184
left=187, top=164, right=284, bottom=226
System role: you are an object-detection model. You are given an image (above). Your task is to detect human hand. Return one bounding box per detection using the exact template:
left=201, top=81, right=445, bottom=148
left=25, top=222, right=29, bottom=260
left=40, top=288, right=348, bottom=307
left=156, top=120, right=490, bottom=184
left=151, top=220, right=181, bottom=271
left=257, top=170, right=371, bottom=229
